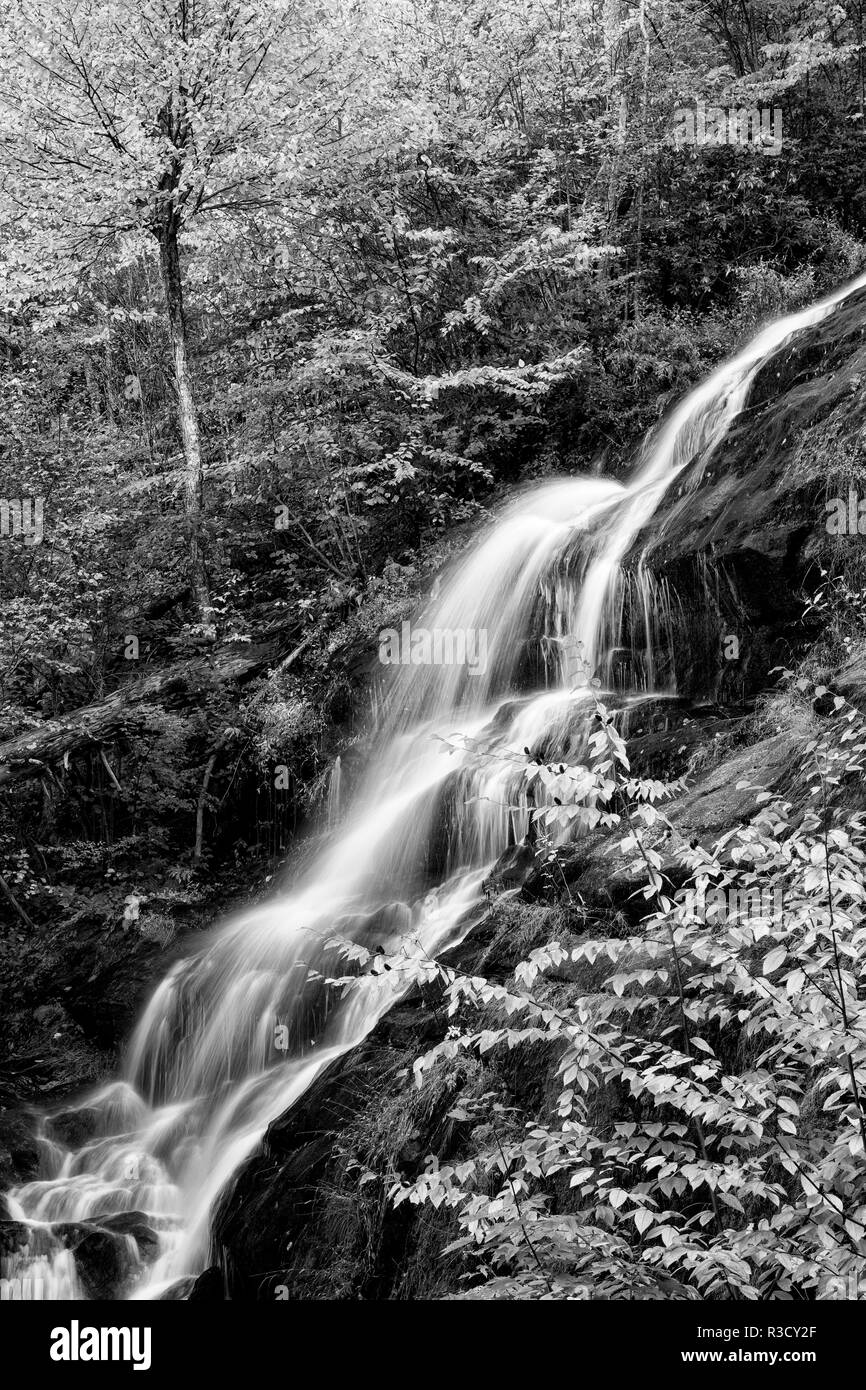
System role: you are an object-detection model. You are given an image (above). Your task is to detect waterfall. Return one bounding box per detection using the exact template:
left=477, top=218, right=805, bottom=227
left=326, top=756, right=342, bottom=830
left=4, top=271, right=865, bottom=1301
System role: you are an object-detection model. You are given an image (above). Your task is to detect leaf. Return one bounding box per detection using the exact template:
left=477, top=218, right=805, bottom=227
left=763, top=946, right=787, bottom=975
left=634, top=1209, right=654, bottom=1235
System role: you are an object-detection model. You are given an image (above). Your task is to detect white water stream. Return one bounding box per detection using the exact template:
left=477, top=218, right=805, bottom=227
left=4, top=271, right=865, bottom=1300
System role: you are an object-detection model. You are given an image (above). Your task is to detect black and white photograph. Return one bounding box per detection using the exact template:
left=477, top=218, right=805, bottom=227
left=0, top=0, right=864, bottom=1365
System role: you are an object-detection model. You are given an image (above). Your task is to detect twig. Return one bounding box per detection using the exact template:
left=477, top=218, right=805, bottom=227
left=99, top=749, right=123, bottom=791
left=0, top=869, right=35, bottom=930
left=489, top=1118, right=555, bottom=1295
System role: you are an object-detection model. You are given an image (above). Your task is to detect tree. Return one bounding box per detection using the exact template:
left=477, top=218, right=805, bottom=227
left=0, top=0, right=371, bottom=630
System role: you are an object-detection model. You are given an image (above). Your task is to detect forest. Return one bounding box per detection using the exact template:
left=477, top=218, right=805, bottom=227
left=2, top=0, right=866, bottom=1327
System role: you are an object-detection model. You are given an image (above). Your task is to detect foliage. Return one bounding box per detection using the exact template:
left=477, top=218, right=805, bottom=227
left=372, top=683, right=866, bottom=1300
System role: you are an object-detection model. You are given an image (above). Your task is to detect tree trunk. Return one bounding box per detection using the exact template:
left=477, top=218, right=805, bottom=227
left=604, top=0, right=626, bottom=237
left=859, top=1, right=866, bottom=125
left=633, top=0, right=651, bottom=325
left=157, top=217, right=212, bottom=632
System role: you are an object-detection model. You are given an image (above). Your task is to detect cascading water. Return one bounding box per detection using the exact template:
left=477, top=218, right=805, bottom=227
left=326, top=755, right=343, bottom=830
left=4, top=271, right=866, bottom=1301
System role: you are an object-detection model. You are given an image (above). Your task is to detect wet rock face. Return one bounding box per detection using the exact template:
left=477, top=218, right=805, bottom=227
left=0, top=1111, right=40, bottom=1187
left=46, top=1105, right=102, bottom=1150
left=650, top=284, right=866, bottom=562
left=186, top=1266, right=224, bottom=1301
left=51, top=1212, right=158, bottom=1298
left=0, top=1219, right=30, bottom=1255
left=93, top=1210, right=160, bottom=1262
left=628, top=283, right=866, bottom=703
left=54, top=1224, right=130, bottom=1299
left=53, top=928, right=165, bottom=1050
left=211, top=1046, right=386, bottom=1300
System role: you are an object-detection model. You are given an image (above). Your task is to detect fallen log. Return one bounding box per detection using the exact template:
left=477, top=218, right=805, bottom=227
left=0, top=633, right=299, bottom=790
